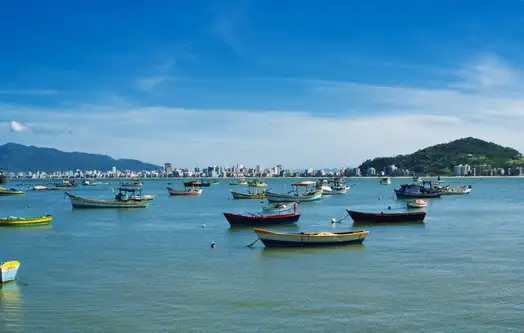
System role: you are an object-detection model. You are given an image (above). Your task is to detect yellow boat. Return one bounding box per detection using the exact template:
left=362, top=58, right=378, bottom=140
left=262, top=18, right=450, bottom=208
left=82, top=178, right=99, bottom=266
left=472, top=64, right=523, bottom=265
left=1, top=261, right=20, bottom=283
left=0, top=215, right=52, bottom=227
left=0, top=187, right=25, bottom=195
left=230, top=189, right=266, bottom=199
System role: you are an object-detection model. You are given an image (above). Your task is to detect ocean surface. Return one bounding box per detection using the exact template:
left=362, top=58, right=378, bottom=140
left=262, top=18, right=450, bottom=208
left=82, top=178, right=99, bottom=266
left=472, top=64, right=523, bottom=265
left=0, top=178, right=523, bottom=332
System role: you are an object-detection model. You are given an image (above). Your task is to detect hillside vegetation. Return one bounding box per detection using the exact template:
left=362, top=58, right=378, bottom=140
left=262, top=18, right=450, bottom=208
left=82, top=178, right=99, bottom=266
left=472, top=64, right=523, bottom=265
left=358, top=137, right=523, bottom=175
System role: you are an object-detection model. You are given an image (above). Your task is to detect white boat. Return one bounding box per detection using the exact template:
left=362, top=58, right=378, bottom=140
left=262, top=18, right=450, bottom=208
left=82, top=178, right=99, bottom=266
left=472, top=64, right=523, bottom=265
left=265, top=181, right=323, bottom=203
left=441, top=187, right=472, bottom=195
left=253, top=228, right=369, bottom=247
left=65, top=192, right=149, bottom=208
left=0, top=261, right=20, bottom=283
left=316, top=179, right=333, bottom=194
left=167, top=186, right=203, bottom=196
left=407, top=199, right=428, bottom=208
left=261, top=202, right=294, bottom=213
left=380, top=177, right=391, bottom=185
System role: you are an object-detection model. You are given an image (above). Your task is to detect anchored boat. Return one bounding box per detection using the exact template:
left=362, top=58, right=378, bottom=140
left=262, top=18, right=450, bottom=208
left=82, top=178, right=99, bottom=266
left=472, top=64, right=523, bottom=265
left=0, top=215, right=52, bottom=227
left=265, top=181, right=322, bottom=203
left=380, top=177, right=391, bottom=185
left=229, top=177, right=248, bottom=186
left=394, top=182, right=441, bottom=198
left=261, top=202, right=294, bottom=213
left=224, top=211, right=301, bottom=227
left=253, top=228, right=369, bottom=247
left=167, top=186, right=203, bottom=196
left=119, top=179, right=143, bottom=189
left=230, top=182, right=266, bottom=199
left=65, top=189, right=149, bottom=208
left=0, top=187, right=25, bottom=195
left=184, top=180, right=211, bottom=187
left=0, top=261, right=20, bottom=283
left=347, top=209, right=426, bottom=224
left=407, top=199, right=428, bottom=208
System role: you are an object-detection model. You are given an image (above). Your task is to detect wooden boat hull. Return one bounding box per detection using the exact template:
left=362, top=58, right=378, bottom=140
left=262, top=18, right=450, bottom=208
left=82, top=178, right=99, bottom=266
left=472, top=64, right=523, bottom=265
left=265, top=190, right=322, bottom=203
left=167, top=187, right=202, bottom=196
left=66, top=193, right=148, bottom=208
left=223, top=212, right=301, bottom=227
left=230, top=190, right=265, bottom=199
left=0, top=261, right=20, bottom=283
left=254, top=228, right=368, bottom=247
left=0, top=189, right=25, bottom=195
left=394, top=190, right=441, bottom=198
left=0, top=215, right=52, bottom=227
left=347, top=209, right=426, bottom=224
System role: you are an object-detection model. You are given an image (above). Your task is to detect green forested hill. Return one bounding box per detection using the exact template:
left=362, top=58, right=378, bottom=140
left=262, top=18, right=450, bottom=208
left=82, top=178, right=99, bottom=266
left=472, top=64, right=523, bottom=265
left=358, top=137, right=523, bottom=175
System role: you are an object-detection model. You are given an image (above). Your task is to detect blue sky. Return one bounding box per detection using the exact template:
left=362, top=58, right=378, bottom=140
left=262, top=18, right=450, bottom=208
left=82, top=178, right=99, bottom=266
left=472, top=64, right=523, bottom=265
left=2, top=0, right=524, bottom=168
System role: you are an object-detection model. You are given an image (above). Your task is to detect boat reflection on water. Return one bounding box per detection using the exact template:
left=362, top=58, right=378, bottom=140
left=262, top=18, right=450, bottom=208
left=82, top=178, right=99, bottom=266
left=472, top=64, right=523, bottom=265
left=258, top=242, right=366, bottom=258
left=0, top=281, right=23, bottom=331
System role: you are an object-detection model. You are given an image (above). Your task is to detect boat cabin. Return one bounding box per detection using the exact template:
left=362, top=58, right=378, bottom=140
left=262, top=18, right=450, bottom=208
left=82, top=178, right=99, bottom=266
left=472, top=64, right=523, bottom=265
left=115, top=188, right=142, bottom=201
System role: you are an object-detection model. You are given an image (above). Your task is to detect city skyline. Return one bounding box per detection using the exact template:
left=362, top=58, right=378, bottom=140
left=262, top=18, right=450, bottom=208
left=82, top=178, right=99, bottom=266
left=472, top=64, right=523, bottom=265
left=2, top=1, right=524, bottom=166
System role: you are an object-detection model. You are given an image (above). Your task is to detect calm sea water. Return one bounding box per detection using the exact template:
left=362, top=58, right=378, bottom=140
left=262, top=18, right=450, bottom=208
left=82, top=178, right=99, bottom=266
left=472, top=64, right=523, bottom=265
left=0, top=178, right=523, bottom=332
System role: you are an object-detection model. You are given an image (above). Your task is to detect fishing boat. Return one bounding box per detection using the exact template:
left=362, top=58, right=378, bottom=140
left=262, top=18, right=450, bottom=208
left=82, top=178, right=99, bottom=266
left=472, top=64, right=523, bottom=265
left=167, top=186, right=203, bottom=196
left=132, top=194, right=155, bottom=201
left=347, top=209, right=426, bottom=224
left=81, top=180, right=101, bottom=186
left=0, top=261, right=20, bottom=283
left=253, top=228, right=369, bottom=247
left=380, top=177, right=391, bottom=185
left=229, top=177, right=248, bottom=186
left=65, top=190, right=149, bottom=208
left=261, top=202, right=294, bottom=213
left=265, top=181, right=323, bottom=203
left=212, top=180, right=220, bottom=185
left=0, top=215, right=52, bottom=227
left=0, top=170, right=6, bottom=184
left=440, top=185, right=472, bottom=195
left=413, top=176, right=423, bottom=182
left=54, top=178, right=77, bottom=189
left=230, top=182, right=267, bottom=199
left=184, top=180, right=211, bottom=187
left=407, top=199, right=428, bottom=208
left=119, top=179, right=143, bottom=189
left=394, top=182, right=441, bottom=198
left=0, top=187, right=25, bottom=195
left=223, top=210, right=301, bottom=227
left=32, top=185, right=60, bottom=191
left=247, top=179, right=267, bottom=187
left=316, top=179, right=333, bottom=194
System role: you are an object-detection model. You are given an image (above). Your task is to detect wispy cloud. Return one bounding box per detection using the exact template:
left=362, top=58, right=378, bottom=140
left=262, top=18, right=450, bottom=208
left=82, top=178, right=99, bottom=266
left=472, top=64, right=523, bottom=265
left=0, top=89, right=58, bottom=95
left=210, top=0, right=253, bottom=55
left=8, top=120, right=72, bottom=136
left=2, top=53, right=524, bottom=167
left=135, top=76, right=173, bottom=91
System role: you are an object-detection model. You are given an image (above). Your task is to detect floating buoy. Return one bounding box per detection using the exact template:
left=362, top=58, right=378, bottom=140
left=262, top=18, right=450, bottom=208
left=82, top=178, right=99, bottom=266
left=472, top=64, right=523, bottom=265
left=202, top=224, right=206, bottom=228
left=331, top=218, right=337, bottom=224
left=210, top=241, right=215, bottom=248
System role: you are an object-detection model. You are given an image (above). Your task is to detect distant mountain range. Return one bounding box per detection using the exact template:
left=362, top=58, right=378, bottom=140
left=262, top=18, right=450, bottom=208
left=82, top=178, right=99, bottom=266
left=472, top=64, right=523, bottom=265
left=0, top=143, right=160, bottom=173
left=358, top=137, right=523, bottom=175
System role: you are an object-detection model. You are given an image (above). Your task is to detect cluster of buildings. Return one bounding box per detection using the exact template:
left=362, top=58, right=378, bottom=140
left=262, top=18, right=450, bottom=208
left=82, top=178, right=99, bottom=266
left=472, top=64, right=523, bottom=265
left=453, top=164, right=524, bottom=176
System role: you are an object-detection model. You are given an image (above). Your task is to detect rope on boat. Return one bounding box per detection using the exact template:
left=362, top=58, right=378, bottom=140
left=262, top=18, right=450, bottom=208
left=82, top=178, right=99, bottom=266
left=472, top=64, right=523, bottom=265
left=333, top=213, right=351, bottom=224
left=246, top=238, right=260, bottom=248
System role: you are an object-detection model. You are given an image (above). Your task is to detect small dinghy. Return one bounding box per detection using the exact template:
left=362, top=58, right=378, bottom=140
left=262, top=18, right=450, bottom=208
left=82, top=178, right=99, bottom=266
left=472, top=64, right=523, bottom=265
left=407, top=199, right=427, bottom=208
left=253, top=228, right=369, bottom=247
left=0, top=261, right=20, bottom=283
left=347, top=209, right=426, bottom=224
left=261, top=202, right=294, bottom=212
left=0, top=215, right=52, bottom=227
left=0, top=187, right=25, bottom=195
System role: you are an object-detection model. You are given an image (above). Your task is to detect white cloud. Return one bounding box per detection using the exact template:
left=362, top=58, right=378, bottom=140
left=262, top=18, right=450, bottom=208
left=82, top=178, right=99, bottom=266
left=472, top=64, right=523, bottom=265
left=135, top=76, right=173, bottom=91
left=2, top=53, right=524, bottom=168
left=9, top=120, right=31, bottom=132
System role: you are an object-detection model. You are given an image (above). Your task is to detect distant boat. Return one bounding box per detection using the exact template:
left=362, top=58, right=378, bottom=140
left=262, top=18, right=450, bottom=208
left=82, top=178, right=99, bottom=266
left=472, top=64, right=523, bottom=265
left=167, top=186, right=203, bottom=196
left=223, top=211, right=301, bottom=227
left=0, top=261, right=20, bottom=283
left=247, top=179, right=267, bottom=187
left=347, top=209, right=426, bottom=224
left=265, top=181, right=322, bottom=203
left=0, top=187, right=25, bottom=195
left=0, top=170, right=6, bottom=184
left=394, top=183, right=441, bottom=198
left=119, top=180, right=143, bottom=189
left=380, top=177, right=391, bottom=185
left=183, top=180, right=211, bottom=187
left=253, top=228, right=369, bottom=248
left=407, top=199, right=428, bottom=208
left=229, top=177, right=248, bottom=186
left=212, top=180, right=220, bottom=185
left=440, top=185, right=472, bottom=195
left=261, top=202, right=294, bottom=213
left=0, top=215, right=52, bottom=227
left=230, top=182, right=267, bottom=199
left=54, top=178, right=77, bottom=189
left=82, top=180, right=107, bottom=186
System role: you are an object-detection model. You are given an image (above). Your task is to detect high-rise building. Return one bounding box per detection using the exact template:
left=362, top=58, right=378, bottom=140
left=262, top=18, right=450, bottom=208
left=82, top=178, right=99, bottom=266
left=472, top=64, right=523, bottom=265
left=164, top=163, right=173, bottom=177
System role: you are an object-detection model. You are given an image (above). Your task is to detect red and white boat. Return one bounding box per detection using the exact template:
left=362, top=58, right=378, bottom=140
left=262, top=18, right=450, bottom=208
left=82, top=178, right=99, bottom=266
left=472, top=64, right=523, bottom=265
left=167, top=186, right=203, bottom=196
